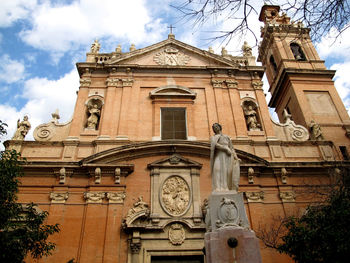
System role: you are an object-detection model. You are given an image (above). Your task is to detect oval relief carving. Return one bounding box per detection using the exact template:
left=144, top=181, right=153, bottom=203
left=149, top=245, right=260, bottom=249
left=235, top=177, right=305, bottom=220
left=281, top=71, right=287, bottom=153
left=160, top=176, right=191, bottom=216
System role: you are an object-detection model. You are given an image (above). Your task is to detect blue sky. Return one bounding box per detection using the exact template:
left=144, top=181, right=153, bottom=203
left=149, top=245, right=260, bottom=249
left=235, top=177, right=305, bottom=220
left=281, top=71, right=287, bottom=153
left=1, top=0, right=350, bottom=144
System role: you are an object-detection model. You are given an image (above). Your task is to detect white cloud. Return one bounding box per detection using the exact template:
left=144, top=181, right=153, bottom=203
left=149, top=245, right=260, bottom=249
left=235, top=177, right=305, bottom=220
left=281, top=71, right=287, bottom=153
left=19, top=0, right=167, bottom=54
left=0, top=55, right=25, bottom=83
left=331, top=62, right=350, bottom=111
left=316, top=25, right=350, bottom=60
left=0, top=0, right=37, bottom=27
left=0, top=69, right=79, bottom=147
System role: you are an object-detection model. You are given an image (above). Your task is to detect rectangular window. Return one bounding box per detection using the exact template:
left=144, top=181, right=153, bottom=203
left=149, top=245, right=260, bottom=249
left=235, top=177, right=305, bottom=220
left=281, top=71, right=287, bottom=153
left=161, top=108, right=187, bottom=140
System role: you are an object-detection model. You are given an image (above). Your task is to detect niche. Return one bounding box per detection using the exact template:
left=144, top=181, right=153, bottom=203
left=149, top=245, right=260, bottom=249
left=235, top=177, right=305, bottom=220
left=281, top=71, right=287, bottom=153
left=290, top=42, right=306, bottom=61
left=269, top=55, right=277, bottom=73
left=85, top=98, right=103, bottom=130
left=242, top=100, right=262, bottom=131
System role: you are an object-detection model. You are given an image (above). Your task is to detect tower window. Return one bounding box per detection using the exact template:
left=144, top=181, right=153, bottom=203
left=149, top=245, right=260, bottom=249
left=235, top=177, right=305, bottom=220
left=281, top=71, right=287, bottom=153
left=290, top=43, right=306, bottom=61
left=270, top=55, right=277, bottom=73
left=339, top=146, right=349, bottom=160
left=161, top=108, right=187, bottom=140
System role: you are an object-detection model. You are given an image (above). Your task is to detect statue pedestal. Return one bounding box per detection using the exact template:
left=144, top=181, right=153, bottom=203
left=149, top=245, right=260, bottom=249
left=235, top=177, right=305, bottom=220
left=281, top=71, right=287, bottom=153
left=205, top=226, right=262, bottom=263
left=204, top=192, right=261, bottom=263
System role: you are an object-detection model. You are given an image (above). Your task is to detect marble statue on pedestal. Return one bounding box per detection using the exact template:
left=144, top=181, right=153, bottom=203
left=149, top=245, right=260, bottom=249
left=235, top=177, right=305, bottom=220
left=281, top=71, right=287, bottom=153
left=210, top=123, right=241, bottom=193
left=205, top=123, right=261, bottom=262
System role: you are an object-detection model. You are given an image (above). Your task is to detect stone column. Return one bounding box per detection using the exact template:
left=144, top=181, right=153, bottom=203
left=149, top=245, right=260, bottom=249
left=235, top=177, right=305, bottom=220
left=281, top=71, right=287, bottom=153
left=229, top=85, right=248, bottom=139
left=68, top=78, right=90, bottom=138
left=99, top=77, right=120, bottom=138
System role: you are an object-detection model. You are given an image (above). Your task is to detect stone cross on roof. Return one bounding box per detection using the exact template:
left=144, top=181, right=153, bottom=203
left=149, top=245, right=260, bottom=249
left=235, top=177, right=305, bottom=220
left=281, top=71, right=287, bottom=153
left=167, top=25, right=176, bottom=39
left=167, top=24, right=175, bottom=34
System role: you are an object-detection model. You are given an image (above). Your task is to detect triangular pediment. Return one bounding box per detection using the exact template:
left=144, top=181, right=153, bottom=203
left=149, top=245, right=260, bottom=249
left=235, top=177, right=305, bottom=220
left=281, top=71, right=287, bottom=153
left=147, top=154, right=202, bottom=169
left=107, top=37, right=241, bottom=68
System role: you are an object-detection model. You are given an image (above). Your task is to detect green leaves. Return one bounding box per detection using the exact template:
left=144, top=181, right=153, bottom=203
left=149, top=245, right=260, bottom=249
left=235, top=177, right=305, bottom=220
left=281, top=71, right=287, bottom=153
left=0, top=120, right=60, bottom=262
left=277, top=185, right=350, bottom=263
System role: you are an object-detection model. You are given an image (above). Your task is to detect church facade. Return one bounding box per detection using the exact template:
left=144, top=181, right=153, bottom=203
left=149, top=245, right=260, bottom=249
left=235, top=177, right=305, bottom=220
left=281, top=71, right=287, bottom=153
left=6, top=5, right=350, bottom=263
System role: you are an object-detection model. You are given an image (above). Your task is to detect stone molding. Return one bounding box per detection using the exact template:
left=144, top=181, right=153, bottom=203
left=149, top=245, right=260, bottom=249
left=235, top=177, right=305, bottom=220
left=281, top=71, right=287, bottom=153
left=94, top=167, right=101, bottom=184
left=211, top=79, right=224, bottom=88
left=248, top=167, right=255, bottom=184
left=106, top=77, right=122, bottom=87
left=149, top=85, right=196, bottom=100
left=271, top=110, right=309, bottom=141
left=160, top=175, right=191, bottom=217
left=226, top=79, right=238, bottom=88
left=252, top=80, right=264, bottom=90
left=123, top=196, right=150, bottom=228
left=85, top=165, right=134, bottom=184
left=53, top=167, right=73, bottom=184
left=212, top=79, right=239, bottom=88
left=279, top=191, right=295, bottom=202
left=122, top=78, right=133, bottom=87
left=84, top=192, right=105, bottom=203
left=281, top=168, right=288, bottom=184
left=34, top=118, right=72, bottom=142
left=168, top=223, right=186, bottom=245
left=80, top=78, right=91, bottom=87
left=106, top=192, right=126, bottom=204
left=245, top=191, right=264, bottom=203
left=50, top=192, right=69, bottom=204
left=153, top=47, right=190, bottom=66
left=130, top=242, right=141, bottom=254
left=105, top=77, right=133, bottom=87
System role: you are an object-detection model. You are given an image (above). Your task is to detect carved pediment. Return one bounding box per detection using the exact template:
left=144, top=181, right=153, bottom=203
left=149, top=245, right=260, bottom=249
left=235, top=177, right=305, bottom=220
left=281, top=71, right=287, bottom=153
left=147, top=154, right=202, bottom=169
left=149, top=85, right=196, bottom=100
left=80, top=141, right=269, bottom=166
left=106, top=38, right=241, bottom=68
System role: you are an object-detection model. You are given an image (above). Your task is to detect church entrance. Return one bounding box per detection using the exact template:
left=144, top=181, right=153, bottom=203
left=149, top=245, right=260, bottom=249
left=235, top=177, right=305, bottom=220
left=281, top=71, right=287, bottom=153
left=151, top=255, right=204, bottom=263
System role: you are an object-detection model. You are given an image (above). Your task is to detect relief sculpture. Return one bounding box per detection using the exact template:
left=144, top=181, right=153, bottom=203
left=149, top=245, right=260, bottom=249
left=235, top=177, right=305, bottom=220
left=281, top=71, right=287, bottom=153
left=161, top=176, right=190, bottom=216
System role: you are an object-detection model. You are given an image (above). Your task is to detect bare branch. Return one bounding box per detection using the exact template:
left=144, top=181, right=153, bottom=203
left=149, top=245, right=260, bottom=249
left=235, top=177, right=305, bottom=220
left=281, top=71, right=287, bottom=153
left=172, top=0, right=350, bottom=45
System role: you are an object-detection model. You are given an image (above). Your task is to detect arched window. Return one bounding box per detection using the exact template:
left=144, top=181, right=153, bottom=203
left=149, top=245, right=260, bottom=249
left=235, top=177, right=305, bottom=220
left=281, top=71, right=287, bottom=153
left=270, top=55, right=277, bottom=73
left=290, top=43, right=306, bottom=61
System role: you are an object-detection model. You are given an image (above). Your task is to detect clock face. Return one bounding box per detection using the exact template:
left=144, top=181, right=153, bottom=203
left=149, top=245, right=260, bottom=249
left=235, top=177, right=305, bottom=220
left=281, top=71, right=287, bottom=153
left=154, top=47, right=190, bottom=66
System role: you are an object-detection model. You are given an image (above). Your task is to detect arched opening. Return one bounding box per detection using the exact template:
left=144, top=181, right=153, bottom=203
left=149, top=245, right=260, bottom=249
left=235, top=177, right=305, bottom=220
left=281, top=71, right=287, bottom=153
left=290, top=42, right=306, bottom=61
left=85, top=98, right=103, bottom=130
left=242, top=100, right=262, bottom=131
left=269, top=55, right=277, bottom=73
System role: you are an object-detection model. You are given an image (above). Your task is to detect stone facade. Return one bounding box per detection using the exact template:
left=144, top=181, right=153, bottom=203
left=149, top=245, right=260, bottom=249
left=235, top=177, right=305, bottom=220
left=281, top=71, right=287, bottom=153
left=5, top=5, right=350, bottom=263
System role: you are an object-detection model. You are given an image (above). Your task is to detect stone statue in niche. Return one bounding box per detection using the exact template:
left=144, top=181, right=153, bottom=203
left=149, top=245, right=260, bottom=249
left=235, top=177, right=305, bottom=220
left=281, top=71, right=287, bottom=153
left=309, top=120, right=324, bottom=140
left=244, top=105, right=261, bottom=131
left=86, top=104, right=101, bottom=130
left=241, top=41, right=252, bottom=56
left=12, top=115, right=31, bottom=140
left=210, top=123, right=241, bottom=193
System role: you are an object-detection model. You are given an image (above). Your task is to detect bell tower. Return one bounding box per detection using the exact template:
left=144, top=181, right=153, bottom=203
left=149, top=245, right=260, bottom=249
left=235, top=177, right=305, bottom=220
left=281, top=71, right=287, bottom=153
left=258, top=5, right=350, bottom=149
